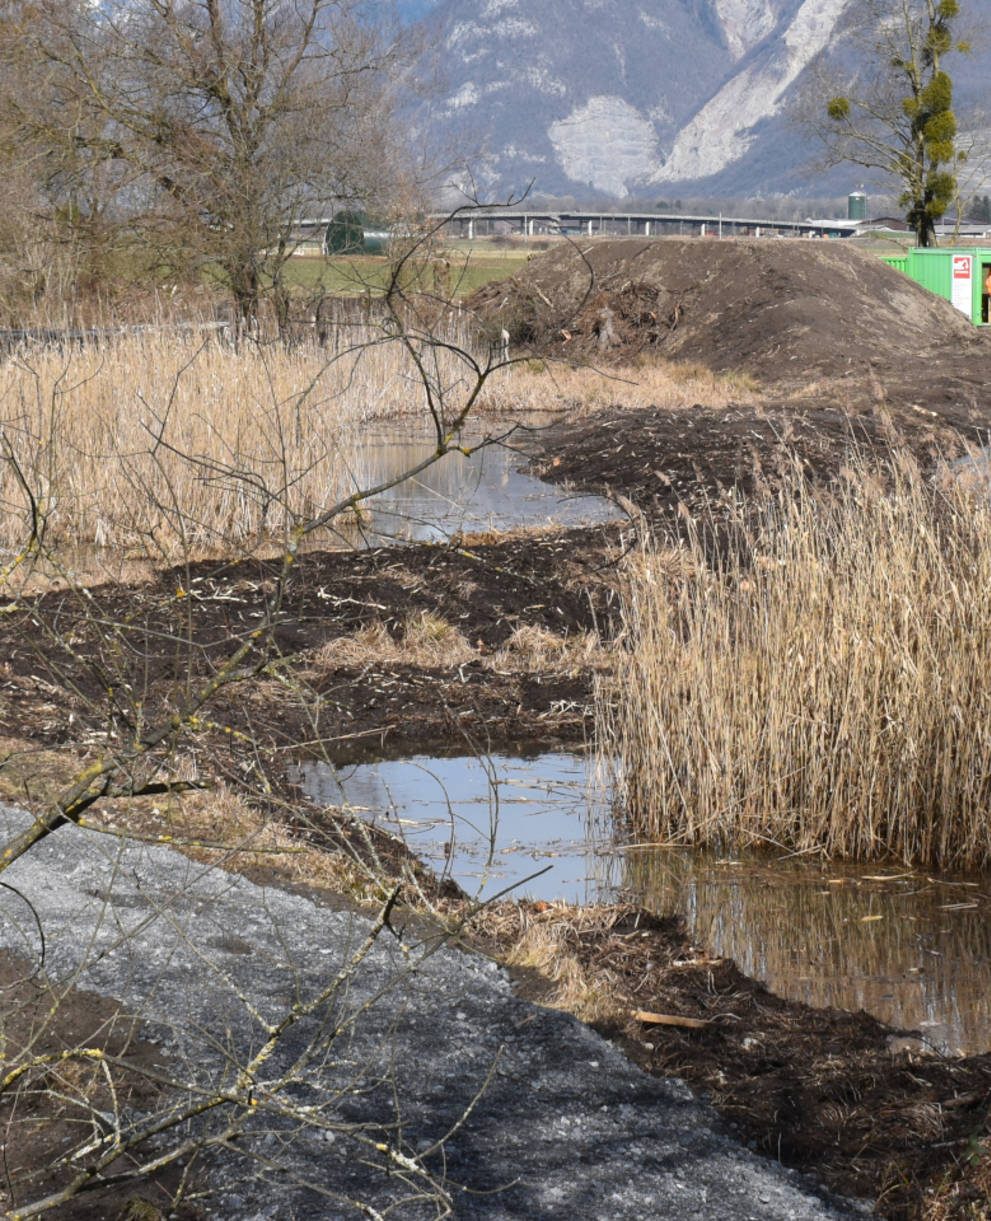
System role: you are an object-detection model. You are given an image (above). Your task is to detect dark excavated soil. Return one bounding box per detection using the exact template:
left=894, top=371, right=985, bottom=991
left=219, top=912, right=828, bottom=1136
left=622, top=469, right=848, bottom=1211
left=0, top=525, right=622, bottom=770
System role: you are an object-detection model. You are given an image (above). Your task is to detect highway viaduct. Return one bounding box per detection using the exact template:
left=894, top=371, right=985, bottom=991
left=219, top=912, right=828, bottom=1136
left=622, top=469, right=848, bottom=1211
left=428, top=209, right=859, bottom=241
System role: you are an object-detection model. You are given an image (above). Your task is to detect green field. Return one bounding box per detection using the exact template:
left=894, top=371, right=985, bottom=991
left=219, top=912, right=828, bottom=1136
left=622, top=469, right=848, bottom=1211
left=283, top=245, right=535, bottom=298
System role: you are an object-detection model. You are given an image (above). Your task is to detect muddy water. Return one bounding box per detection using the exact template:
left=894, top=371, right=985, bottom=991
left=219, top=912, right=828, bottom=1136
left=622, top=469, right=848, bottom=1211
left=297, top=751, right=991, bottom=1056
left=625, top=851, right=991, bottom=1056
left=339, top=433, right=618, bottom=545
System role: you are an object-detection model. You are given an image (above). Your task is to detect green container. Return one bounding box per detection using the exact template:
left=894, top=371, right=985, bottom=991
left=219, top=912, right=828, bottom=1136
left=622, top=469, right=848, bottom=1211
left=324, top=211, right=391, bottom=256
left=882, top=248, right=991, bottom=326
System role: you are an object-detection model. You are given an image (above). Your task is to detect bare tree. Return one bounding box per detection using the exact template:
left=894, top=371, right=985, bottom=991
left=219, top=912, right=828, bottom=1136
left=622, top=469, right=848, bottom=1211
left=0, top=203, right=556, bottom=1215
left=4, top=0, right=422, bottom=330
left=803, top=0, right=975, bottom=246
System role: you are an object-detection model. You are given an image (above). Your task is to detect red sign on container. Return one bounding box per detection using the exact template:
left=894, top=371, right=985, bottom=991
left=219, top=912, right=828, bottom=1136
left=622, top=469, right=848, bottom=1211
left=953, top=255, right=972, bottom=278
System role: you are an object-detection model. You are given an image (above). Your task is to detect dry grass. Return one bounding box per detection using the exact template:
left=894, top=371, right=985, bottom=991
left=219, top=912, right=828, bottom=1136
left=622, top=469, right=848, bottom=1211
left=481, top=356, right=760, bottom=418
left=462, top=899, right=622, bottom=1023
left=487, top=624, right=611, bottom=674
left=599, top=453, right=991, bottom=869
left=923, top=1139, right=991, bottom=1219
left=0, top=736, right=369, bottom=897
left=308, top=619, right=611, bottom=676
left=0, top=322, right=486, bottom=559
left=309, top=612, right=477, bottom=670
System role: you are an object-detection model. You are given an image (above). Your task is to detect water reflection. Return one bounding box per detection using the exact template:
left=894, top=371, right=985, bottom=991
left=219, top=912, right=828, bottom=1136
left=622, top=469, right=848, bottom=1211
left=336, top=434, right=618, bottom=545
left=295, top=752, right=616, bottom=903
left=624, top=851, right=991, bottom=1055
left=295, top=748, right=991, bottom=1055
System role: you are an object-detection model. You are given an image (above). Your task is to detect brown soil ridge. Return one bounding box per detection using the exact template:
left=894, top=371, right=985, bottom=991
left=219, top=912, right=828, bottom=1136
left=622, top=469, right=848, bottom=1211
left=468, top=237, right=987, bottom=385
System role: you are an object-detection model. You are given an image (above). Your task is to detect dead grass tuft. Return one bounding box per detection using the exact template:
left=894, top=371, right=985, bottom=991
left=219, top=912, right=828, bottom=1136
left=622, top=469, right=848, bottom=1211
left=486, top=624, right=611, bottom=674
left=461, top=899, right=632, bottom=1024
left=308, top=612, right=476, bottom=670
left=306, top=617, right=610, bottom=677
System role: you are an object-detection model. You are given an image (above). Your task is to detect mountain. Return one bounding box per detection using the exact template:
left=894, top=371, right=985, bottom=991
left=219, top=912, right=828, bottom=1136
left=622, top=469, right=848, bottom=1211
left=413, top=0, right=983, bottom=202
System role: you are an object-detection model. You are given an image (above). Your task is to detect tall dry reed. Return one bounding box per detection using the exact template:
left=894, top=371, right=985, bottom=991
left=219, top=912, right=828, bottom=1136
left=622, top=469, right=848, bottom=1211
left=599, top=453, right=991, bottom=868
left=0, top=319, right=482, bottom=558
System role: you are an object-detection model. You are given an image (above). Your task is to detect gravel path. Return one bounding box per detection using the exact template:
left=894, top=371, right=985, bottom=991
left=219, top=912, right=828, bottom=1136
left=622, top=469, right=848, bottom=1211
left=0, top=804, right=865, bottom=1219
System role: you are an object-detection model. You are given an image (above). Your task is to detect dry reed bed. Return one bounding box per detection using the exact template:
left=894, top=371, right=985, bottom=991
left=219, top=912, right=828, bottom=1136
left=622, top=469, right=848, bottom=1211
left=0, top=321, right=484, bottom=558
left=482, top=356, right=760, bottom=417
left=599, top=454, right=991, bottom=869
left=0, top=321, right=751, bottom=561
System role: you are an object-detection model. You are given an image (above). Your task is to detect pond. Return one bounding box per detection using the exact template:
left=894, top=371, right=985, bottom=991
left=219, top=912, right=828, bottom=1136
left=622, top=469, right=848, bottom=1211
left=337, top=431, right=619, bottom=545
left=295, top=751, right=991, bottom=1056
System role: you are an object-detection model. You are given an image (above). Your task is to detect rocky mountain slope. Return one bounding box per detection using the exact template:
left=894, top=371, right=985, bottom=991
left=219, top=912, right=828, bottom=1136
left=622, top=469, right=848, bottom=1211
left=412, top=0, right=982, bottom=201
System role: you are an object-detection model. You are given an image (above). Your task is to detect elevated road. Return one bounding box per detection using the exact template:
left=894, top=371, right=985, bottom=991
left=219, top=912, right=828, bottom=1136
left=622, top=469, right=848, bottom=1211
left=429, top=208, right=859, bottom=240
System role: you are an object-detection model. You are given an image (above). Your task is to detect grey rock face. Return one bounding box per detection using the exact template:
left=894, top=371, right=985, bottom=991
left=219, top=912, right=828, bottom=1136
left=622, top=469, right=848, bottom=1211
left=416, top=0, right=982, bottom=200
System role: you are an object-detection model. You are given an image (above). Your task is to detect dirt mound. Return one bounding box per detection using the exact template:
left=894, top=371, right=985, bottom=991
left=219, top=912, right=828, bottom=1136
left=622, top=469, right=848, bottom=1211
left=468, top=238, right=983, bottom=384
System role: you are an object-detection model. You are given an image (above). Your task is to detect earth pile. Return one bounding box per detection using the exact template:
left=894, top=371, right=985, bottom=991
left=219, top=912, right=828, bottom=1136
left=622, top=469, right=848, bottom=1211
left=468, top=238, right=983, bottom=385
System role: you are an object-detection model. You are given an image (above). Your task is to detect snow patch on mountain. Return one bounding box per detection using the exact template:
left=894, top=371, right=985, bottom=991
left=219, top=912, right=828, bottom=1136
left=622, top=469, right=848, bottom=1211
left=446, top=22, right=475, bottom=49
left=783, top=0, right=847, bottom=50
left=447, top=82, right=480, bottom=110
left=638, top=9, right=670, bottom=33
left=523, top=65, right=569, bottom=97
left=492, top=16, right=539, bottom=37
left=549, top=96, right=662, bottom=195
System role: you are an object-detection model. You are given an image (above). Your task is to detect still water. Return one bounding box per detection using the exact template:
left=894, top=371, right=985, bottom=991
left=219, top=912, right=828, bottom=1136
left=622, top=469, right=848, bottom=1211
left=296, top=752, right=613, bottom=903
left=296, top=751, right=991, bottom=1056
left=629, top=851, right=991, bottom=1057
left=337, top=433, right=618, bottom=545
left=295, top=445, right=991, bottom=1052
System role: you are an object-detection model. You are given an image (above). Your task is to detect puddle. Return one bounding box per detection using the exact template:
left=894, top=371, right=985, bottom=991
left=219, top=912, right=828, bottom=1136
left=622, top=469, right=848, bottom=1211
left=624, top=852, right=991, bottom=1056
left=338, top=434, right=619, bottom=545
left=294, top=751, right=615, bottom=904
left=948, top=446, right=991, bottom=481
left=296, top=750, right=991, bottom=1055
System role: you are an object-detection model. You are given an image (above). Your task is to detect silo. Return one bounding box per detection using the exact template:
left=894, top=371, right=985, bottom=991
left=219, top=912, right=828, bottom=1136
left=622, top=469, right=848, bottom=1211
left=324, top=210, right=391, bottom=255
left=848, top=190, right=868, bottom=221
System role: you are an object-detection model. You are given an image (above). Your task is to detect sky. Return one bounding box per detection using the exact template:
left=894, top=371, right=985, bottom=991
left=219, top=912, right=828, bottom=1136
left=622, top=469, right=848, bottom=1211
left=396, top=0, right=439, bottom=21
